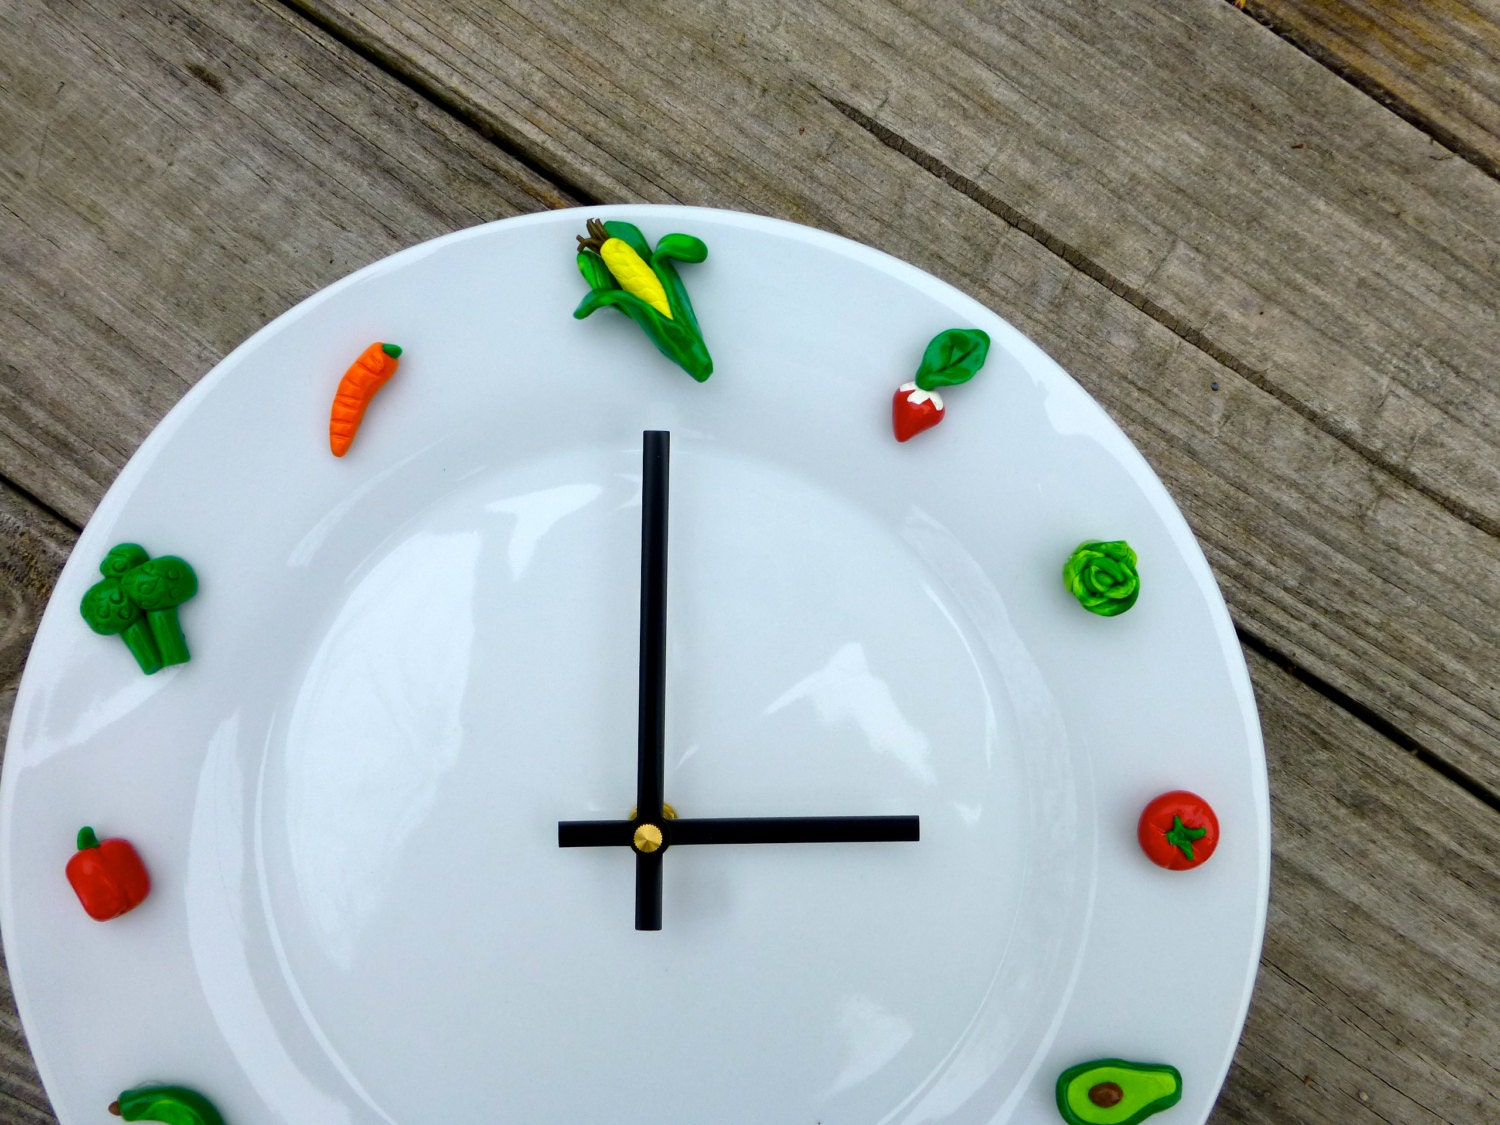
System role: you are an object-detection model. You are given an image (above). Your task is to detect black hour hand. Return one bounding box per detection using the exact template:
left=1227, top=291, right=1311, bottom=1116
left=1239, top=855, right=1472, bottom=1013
left=557, top=815, right=921, bottom=850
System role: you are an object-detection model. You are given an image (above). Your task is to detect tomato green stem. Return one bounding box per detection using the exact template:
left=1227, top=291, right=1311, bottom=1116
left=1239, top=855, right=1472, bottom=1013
left=1165, top=815, right=1207, bottom=861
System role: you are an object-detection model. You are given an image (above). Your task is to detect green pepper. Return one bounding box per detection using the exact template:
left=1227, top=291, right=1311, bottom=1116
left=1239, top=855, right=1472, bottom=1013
left=109, top=1084, right=225, bottom=1125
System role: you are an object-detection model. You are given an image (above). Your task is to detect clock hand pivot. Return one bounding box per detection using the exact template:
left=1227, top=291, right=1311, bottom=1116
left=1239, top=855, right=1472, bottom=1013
left=633, top=824, right=665, bottom=854
left=629, top=803, right=678, bottom=821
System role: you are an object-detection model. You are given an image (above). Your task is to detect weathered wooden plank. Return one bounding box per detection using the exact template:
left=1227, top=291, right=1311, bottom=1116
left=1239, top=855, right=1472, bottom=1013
left=0, top=490, right=72, bottom=749
left=1244, top=0, right=1500, bottom=179
left=299, top=0, right=1500, bottom=539
left=0, top=2, right=1493, bottom=1121
left=0, top=483, right=75, bottom=1125
left=0, top=0, right=576, bottom=527
left=804, top=0, right=1500, bottom=537
left=279, top=3, right=1500, bottom=790
left=0, top=952, right=51, bottom=1125
left=1214, top=649, right=1500, bottom=1123
left=2, top=2, right=1500, bottom=1122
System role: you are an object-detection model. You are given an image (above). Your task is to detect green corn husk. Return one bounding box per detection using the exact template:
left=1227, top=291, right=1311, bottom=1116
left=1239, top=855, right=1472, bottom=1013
left=574, top=221, right=713, bottom=382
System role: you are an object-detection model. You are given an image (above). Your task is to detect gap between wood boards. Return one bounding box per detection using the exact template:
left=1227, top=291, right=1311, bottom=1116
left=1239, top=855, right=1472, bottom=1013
left=1229, top=0, right=1500, bottom=183
left=822, top=94, right=1500, bottom=543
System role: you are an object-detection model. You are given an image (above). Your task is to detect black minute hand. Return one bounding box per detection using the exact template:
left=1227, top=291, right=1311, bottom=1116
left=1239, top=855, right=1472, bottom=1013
left=634, top=429, right=670, bottom=930
left=637, top=430, right=669, bottom=825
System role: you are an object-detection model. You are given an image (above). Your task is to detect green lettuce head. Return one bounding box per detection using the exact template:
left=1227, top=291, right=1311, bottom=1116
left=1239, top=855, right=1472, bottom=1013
left=1063, top=540, right=1139, bottom=616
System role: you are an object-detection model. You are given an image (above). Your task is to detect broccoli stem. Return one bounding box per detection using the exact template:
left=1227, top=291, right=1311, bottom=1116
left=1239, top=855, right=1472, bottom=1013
left=146, top=608, right=189, bottom=666
left=121, top=619, right=164, bottom=675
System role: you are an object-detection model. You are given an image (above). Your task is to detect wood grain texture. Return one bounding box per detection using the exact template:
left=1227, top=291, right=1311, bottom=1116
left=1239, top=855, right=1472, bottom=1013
left=0, top=484, right=76, bottom=1125
left=0, top=490, right=71, bottom=746
left=299, top=0, right=1500, bottom=538
left=1216, top=651, right=1500, bottom=1123
left=285, top=1, right=1500, bottom=790
left=0, top=0, right=576, bottom=527
left=0, top=941, right=51, bottom=1125
left=1245, top=0, right=1500, bottom=178
left=804, top=0, right=1500, bottom=533
left=2, top=0, right=1498, bottom=1121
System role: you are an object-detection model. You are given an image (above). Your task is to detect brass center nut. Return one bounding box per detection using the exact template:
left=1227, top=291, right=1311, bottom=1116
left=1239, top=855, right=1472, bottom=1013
left=629, top=803, right=678, bottom=820
left=633, top=823, right=665, bottom=854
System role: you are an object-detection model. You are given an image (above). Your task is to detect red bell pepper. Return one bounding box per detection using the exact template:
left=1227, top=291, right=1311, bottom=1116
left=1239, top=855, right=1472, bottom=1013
left=66, top=827, right=150, bottom=920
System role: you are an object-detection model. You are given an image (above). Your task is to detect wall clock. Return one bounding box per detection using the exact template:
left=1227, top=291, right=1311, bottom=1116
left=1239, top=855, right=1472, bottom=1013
left=0, top=207, right=1269, bottom=1123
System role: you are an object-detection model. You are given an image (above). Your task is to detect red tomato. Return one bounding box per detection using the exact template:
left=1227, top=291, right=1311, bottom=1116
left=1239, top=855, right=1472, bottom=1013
left=1138, top=791, right=1219, bottom=870
left=66, top=826, right=150, bottom=920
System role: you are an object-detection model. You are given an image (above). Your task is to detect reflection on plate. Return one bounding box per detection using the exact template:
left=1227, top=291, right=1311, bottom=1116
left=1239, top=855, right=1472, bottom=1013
left=2, top=207, right=1267, bottom=1123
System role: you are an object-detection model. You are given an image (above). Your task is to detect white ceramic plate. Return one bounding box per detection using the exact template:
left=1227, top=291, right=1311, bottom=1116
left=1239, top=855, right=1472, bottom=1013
left=2, top=206, right=1268, bottom=1124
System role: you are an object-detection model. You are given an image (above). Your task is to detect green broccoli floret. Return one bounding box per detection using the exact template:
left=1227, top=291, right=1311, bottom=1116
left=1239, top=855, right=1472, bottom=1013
left=80, top=571, right=163, bottom=674
left=98, top=543, right=149, bottom=580
left=120, top=556, right=198, bottom=667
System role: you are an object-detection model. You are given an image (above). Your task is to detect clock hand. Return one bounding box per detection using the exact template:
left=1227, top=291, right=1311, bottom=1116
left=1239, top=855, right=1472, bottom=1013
left=665, top=815, right=919, bottom=845
left=636, top=430, right=670, bottom=930
left=635, top=850, right=663, bottom=932
left=637, top=430, right=669, bottom=823
left=557, top=429, right=920, bottom=929
left=559, top=815, right=919, bottom=849
left=557, top=820, right=634, bottom=847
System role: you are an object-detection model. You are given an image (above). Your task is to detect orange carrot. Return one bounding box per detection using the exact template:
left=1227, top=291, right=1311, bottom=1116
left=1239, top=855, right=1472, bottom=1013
left=329, top=342, right=402, bottom=457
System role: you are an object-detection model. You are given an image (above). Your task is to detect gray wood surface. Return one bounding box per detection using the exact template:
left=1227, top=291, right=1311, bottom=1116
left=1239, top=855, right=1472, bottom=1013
left=1226, top=648, right=1500, bottom=1124
left=2, top=0, right=1497, bottom=1121
left=1249, top=0, right=1500, bottom=178
left=0, top=0, right=572, bottom=526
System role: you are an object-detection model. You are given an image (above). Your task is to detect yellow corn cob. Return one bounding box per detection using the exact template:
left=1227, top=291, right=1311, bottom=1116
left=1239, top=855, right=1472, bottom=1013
left=599, top=239, right=673, bottom=319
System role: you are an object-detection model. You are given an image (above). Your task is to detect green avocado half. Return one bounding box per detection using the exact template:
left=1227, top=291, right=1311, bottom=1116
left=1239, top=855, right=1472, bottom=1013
left=1055, top=1058, right=1183, bottom=1125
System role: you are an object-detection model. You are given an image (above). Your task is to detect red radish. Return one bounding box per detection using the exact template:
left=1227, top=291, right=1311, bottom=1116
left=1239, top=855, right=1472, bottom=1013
left=889, top=328, right=990, bottom=442
left=893, top=382, right=945, bottom=442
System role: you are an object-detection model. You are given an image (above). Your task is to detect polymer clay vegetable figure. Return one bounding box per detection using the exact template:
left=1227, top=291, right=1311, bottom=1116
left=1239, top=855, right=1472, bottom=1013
left=329, top=341, right=403, bottom=456
left=1056, top=1058, right=1182, bottom=1125
left=120, top=555, right=198, bottom=666
left=66, top=827, right=150, bottom=920
left=80, top=544, right=161, bottom=674
left=80, top=544, right=197, bottom=672
left=574, top=218, right=713, bottom=381
left=891, top=328, right=990, bottom=441
left=109, top=1084, right=225, bottom=1125
left=1063, top=539, right=1139, bottom=616
left=1139, top=790, right=1219, bottom=870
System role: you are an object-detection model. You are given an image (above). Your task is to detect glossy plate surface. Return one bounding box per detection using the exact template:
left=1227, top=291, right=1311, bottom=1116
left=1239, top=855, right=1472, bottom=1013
left=2, top=206, right=1268, bottom=1124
